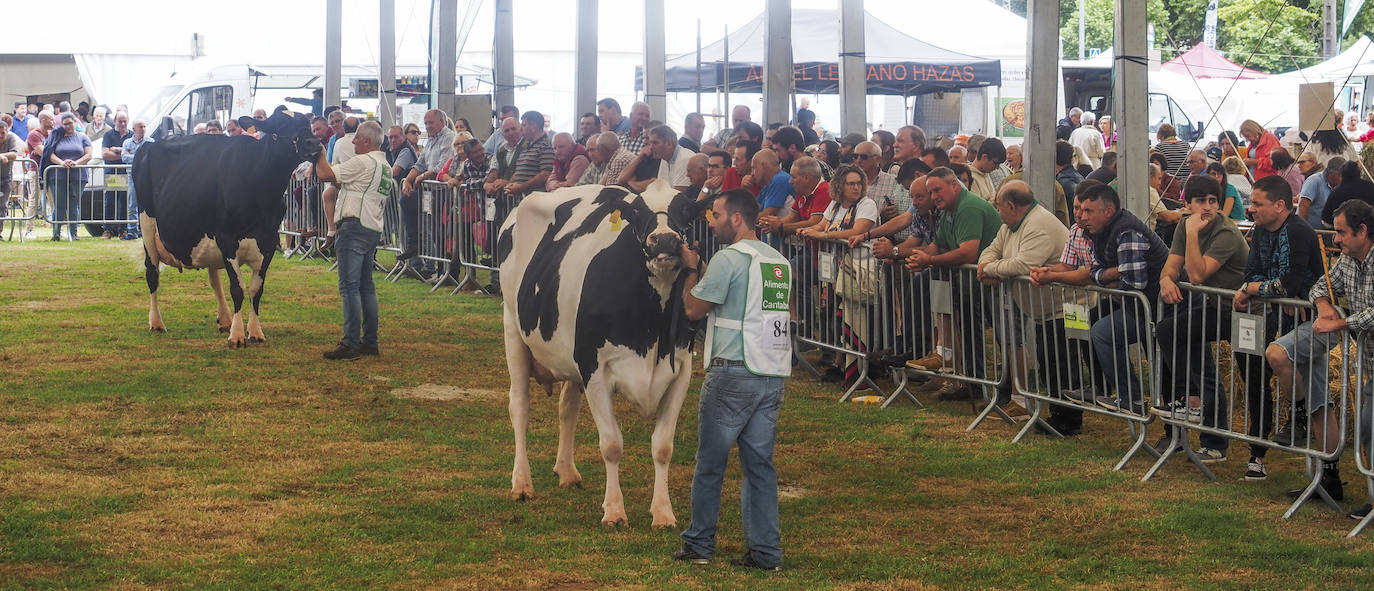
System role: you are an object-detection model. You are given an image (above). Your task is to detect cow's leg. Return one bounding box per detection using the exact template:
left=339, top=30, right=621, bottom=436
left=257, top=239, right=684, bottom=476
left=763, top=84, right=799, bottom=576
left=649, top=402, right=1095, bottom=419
left=140, top=214, right=165, bottom=332
left=648, top=364, right=693, bottom=529
left=244, top=245, right=273, bottom=344
left=222, top=255, right=248, bottom=348
left=582, top=375, right=627, bottom=526
left=554, top=380, right=584, bottom=488
left=505, top=306, right=536, bottom=501
left=207, top=269, right=232, bottom=333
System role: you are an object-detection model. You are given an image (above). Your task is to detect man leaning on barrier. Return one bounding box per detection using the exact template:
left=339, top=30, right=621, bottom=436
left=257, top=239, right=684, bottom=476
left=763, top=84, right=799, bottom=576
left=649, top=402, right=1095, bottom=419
left=853, top=175, right=939, bottom=368
left=976, top=181, right=1071, bottom=417
left=1151, top=175, right=1250, bottom=461
left=1230, top=175, right=1321, bottom=481
left=1265, top=199, right=1374, bottom=507
left=1075, top=183, right=1169, bottom=415
left=1031, top=180, right=1110, bottom=435
left=904, top=167, right=1002, bottom=402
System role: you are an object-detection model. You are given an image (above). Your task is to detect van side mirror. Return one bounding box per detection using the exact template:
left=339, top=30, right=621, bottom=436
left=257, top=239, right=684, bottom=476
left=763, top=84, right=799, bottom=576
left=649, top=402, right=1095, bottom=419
left=160, top=116, right=180, bottom=140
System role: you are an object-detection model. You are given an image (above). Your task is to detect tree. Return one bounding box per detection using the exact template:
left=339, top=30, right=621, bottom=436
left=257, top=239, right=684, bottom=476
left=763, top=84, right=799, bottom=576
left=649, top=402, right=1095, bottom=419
left=1059, top=0, right=1116, bottom=59
left=1148, top=0, right=1208, bottom=57
left=1217, top=0, right=1320, bottom=72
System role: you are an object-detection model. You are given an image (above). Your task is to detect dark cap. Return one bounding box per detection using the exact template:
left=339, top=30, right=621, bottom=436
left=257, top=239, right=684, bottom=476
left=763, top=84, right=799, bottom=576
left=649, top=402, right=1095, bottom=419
left=841, top=132, right=866, bottom=146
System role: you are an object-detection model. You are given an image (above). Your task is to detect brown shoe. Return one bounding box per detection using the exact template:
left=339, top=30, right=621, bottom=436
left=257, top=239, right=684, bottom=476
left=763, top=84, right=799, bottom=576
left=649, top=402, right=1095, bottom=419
left=906, top=350, right=945, bottom=371
left=999, top=400, right=1030, bottom=419
left=934, top=382, right=973, bottom=401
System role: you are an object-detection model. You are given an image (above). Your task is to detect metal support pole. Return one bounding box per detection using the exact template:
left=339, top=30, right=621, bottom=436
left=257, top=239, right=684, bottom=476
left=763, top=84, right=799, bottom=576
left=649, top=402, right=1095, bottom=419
left=492, top=0, right=515, bottom=112
left=696, top=20, right=702, bottom=114
left=763, top=0, right=792, bottom=126
left=722, top=25, right=730, bottom=125
left=325, top=0, right=342, bottom=111
left=380, top=0, right=397, bottom=127
left=431, top=0, right=458, bottom=117
left=1115, top=0, right=1148, bottom=219
left=574, top=0, right=598, bottom=125
left=643, top=0, right=667, bottom=120
left=1324, top=0, right=1339, bottom=58
left=839, top=0, right=866, bottom=136
left=1077, top=0, right=1086, bottom=60
left=1025, top=0, right=1059, bottom=212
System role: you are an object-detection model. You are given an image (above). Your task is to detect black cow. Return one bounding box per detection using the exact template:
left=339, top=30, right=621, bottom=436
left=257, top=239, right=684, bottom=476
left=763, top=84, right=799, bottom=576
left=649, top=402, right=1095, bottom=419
left=134, top=111, right=321, bottom=346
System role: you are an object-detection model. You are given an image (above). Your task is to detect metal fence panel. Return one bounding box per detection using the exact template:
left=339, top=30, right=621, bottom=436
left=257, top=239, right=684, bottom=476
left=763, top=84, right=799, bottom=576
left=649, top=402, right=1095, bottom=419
left=1003, top=276, right=1159, bottom=470
left=41, top=163, right=138, bottom=239
left=789, top=237, right=886, bottom=401
left=3, top=158, right=39, bottom=241
left=1148, top=282, right=1352, bottom=519
left=1352, top=333, right=1374, bottom=537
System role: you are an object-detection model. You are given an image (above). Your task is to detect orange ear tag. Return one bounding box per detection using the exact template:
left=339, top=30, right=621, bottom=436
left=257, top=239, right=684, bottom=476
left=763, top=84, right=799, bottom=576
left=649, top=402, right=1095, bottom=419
left=610, top=209, right=622, bottom=231
left=705, top=209, right=713, bottom=222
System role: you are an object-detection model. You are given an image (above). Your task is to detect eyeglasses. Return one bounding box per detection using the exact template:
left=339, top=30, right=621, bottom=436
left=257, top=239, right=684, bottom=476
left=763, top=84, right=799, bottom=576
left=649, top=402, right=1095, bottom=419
left=855, top=153, right=878, bottom=160
left=406, top=130, right=419, bottom=135
left=707, top=164, right=726, bottom=169
left=843, top=181, right=865, bottom=187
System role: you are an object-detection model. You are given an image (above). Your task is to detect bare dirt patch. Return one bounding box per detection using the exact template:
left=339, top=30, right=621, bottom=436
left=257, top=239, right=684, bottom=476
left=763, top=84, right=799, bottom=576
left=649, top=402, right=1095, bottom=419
left=390, top=384, right=505, bottom=402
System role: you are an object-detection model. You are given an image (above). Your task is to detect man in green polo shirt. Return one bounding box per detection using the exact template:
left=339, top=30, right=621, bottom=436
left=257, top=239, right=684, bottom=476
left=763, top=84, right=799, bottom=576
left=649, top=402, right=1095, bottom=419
left=905, top=167, right=1004, bottom=401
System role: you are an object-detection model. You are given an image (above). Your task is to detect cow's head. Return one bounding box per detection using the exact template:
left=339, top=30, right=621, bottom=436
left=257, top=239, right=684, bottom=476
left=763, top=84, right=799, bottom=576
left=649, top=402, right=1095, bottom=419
left=626, top=179, right=695, bottom=278
left=239, top=110, right=323, bottom=163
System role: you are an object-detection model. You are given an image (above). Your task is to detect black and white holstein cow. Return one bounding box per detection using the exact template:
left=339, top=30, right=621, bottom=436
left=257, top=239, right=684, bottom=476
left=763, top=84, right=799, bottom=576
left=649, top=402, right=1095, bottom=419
left=498, top=178, right=699, bottom=527
left=134, top=111, right=322, bottom=346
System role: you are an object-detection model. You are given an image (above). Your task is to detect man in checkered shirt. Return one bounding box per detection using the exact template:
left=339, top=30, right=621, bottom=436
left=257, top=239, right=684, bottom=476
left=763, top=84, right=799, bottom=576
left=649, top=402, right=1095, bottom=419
left=1266, top=199, right=1374, bottom=507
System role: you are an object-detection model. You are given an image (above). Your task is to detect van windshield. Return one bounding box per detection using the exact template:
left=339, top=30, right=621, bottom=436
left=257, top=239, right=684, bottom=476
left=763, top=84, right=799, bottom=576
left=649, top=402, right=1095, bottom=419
left=133, top=85, right=183, bottom=125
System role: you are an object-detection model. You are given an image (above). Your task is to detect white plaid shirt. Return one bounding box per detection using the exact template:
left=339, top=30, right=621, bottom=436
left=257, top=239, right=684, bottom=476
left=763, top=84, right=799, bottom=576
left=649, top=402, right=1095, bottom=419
left=1310, top=247, right=1374, bottom=332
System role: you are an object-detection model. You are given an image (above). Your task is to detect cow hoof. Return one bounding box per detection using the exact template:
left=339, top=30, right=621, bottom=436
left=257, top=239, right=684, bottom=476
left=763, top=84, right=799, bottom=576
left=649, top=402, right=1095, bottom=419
left=248, top=336, right=266, bottom=344
left=149, top=325, right=166, bottom=333
left=650, top=518, right=677, bottom=530
left=218, top=326, right=231, bottom=333
left=511, top=490, right=533, bottom=502
left=227, top=337, right=247, bottom=348
left=557, top=479, right=583, bottom=489
left=601, top=517, right=628, bottom=529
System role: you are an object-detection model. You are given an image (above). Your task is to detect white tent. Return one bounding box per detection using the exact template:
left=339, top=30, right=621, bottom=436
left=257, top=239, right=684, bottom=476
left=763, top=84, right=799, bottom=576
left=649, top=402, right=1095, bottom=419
left=1280, top=36, right=1374, bottom=82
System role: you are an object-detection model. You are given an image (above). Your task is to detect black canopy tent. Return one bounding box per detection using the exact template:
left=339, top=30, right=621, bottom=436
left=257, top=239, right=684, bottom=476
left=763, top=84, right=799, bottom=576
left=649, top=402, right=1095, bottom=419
left=636, top=9, right=1001, bottom=96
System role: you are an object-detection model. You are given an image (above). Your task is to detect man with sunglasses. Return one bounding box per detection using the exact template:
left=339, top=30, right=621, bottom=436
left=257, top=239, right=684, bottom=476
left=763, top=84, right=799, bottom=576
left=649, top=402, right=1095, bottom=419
left=852, top=141, right=905, bottom=233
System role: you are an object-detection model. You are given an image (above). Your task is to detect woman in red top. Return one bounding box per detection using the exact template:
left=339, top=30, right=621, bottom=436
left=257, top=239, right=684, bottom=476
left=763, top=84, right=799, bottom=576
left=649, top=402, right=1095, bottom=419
left=1240, top=119, right=1281, bottom=179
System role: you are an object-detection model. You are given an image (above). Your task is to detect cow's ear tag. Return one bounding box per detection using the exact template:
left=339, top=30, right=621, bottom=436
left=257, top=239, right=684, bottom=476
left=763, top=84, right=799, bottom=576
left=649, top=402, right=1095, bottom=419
left=610, top=209, right=622, bottom=231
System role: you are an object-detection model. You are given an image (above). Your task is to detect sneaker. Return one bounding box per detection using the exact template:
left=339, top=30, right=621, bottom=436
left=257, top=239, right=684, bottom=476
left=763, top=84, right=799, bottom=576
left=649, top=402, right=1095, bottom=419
left=1244, top=457, right=1268, bottom=480
left=1349, top=503, right=1372, bottom=520
left=1150, top=399, right=1185, bottom=418
left=1194, top=447, right=1227, bottom=463
left=101, top=231, right=113, bottom=239
left=1153, top=434, right=1184, bottom=456
left=24, top=230, right=35, bottom=240
left=359, top=344, right=380, bottom=356
left=1272, top=419, right=1309, bottom=447
left=906, top=350, right=944, bottom=371
left=1286, top=470, right=1345, bottom=501
left=482, top=282, right=502, bottom=296
left=1061, top=388, right=1095, bottom=403
left=672, top=545, right=710, bottom=565
left=729, top=553, right=781, bottom=572
left=322, top=342, right=362, bottom=361
left=1096, top=395, right=1142, bottom=414
left=1034, top=414, right=1082, bottom=437
left=396, top=246, right=417, bottom=260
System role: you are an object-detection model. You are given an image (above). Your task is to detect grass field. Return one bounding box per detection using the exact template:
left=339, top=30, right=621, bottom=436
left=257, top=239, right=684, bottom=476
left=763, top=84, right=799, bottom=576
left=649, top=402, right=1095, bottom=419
left=2, top=236, right=1372, bottom=590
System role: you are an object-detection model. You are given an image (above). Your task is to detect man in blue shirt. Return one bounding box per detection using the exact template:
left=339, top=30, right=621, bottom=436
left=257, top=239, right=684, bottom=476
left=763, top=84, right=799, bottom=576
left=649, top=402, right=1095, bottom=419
left=1298, top=156, right=1343, bottom=229
left=749, top=149, right=793, bottom=217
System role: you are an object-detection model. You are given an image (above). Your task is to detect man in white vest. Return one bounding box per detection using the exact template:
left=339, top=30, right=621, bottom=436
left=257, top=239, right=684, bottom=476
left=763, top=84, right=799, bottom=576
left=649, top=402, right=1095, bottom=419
left=674, top=188, right=791, bottom=572
left=314, top=121, right=392, bottom=361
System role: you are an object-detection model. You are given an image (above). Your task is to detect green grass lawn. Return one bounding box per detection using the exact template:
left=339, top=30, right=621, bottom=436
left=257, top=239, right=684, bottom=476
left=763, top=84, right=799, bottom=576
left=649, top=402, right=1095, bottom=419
left=1, top=237, right=1371, bottom=590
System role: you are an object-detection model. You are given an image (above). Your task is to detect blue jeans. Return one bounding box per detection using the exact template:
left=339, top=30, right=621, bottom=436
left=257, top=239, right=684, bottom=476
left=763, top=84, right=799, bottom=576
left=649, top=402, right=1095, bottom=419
left=681, top=366, right=784, bottom=567
left=49, top=170, right=83, bottom=239
left=1090, top=300, right=1148, bottom=407
left=336, top=219, right=380, bottom=349
left=126, top=178, right=140, bottom=234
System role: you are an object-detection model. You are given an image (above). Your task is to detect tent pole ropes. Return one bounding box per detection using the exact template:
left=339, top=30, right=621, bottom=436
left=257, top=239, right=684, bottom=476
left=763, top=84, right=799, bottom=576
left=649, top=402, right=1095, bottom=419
left=838, top=0, right=866, bottom=137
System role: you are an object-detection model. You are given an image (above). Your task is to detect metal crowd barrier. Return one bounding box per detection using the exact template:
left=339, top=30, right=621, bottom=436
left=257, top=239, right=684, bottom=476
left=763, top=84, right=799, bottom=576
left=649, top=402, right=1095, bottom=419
left=413, top=180, right=461, bottom=292
left=41, top=163, right=137, bottom=239
left=445, top=184, right=507, bottom=294
left=1001, top=276, right=1161, bottom=470
left=378, top=184, right=407, bottom=273
left=789, top=237, right=887, bottom=401
left=886, top=264, right=1016, bottom=425
left=1353, top=333, right=1374, bottom=537
left=280, top=174, right=328, bottom=259
left=3, top=157, right=39, bottom=241
left=1146, top=282, right=1351, bottom=519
